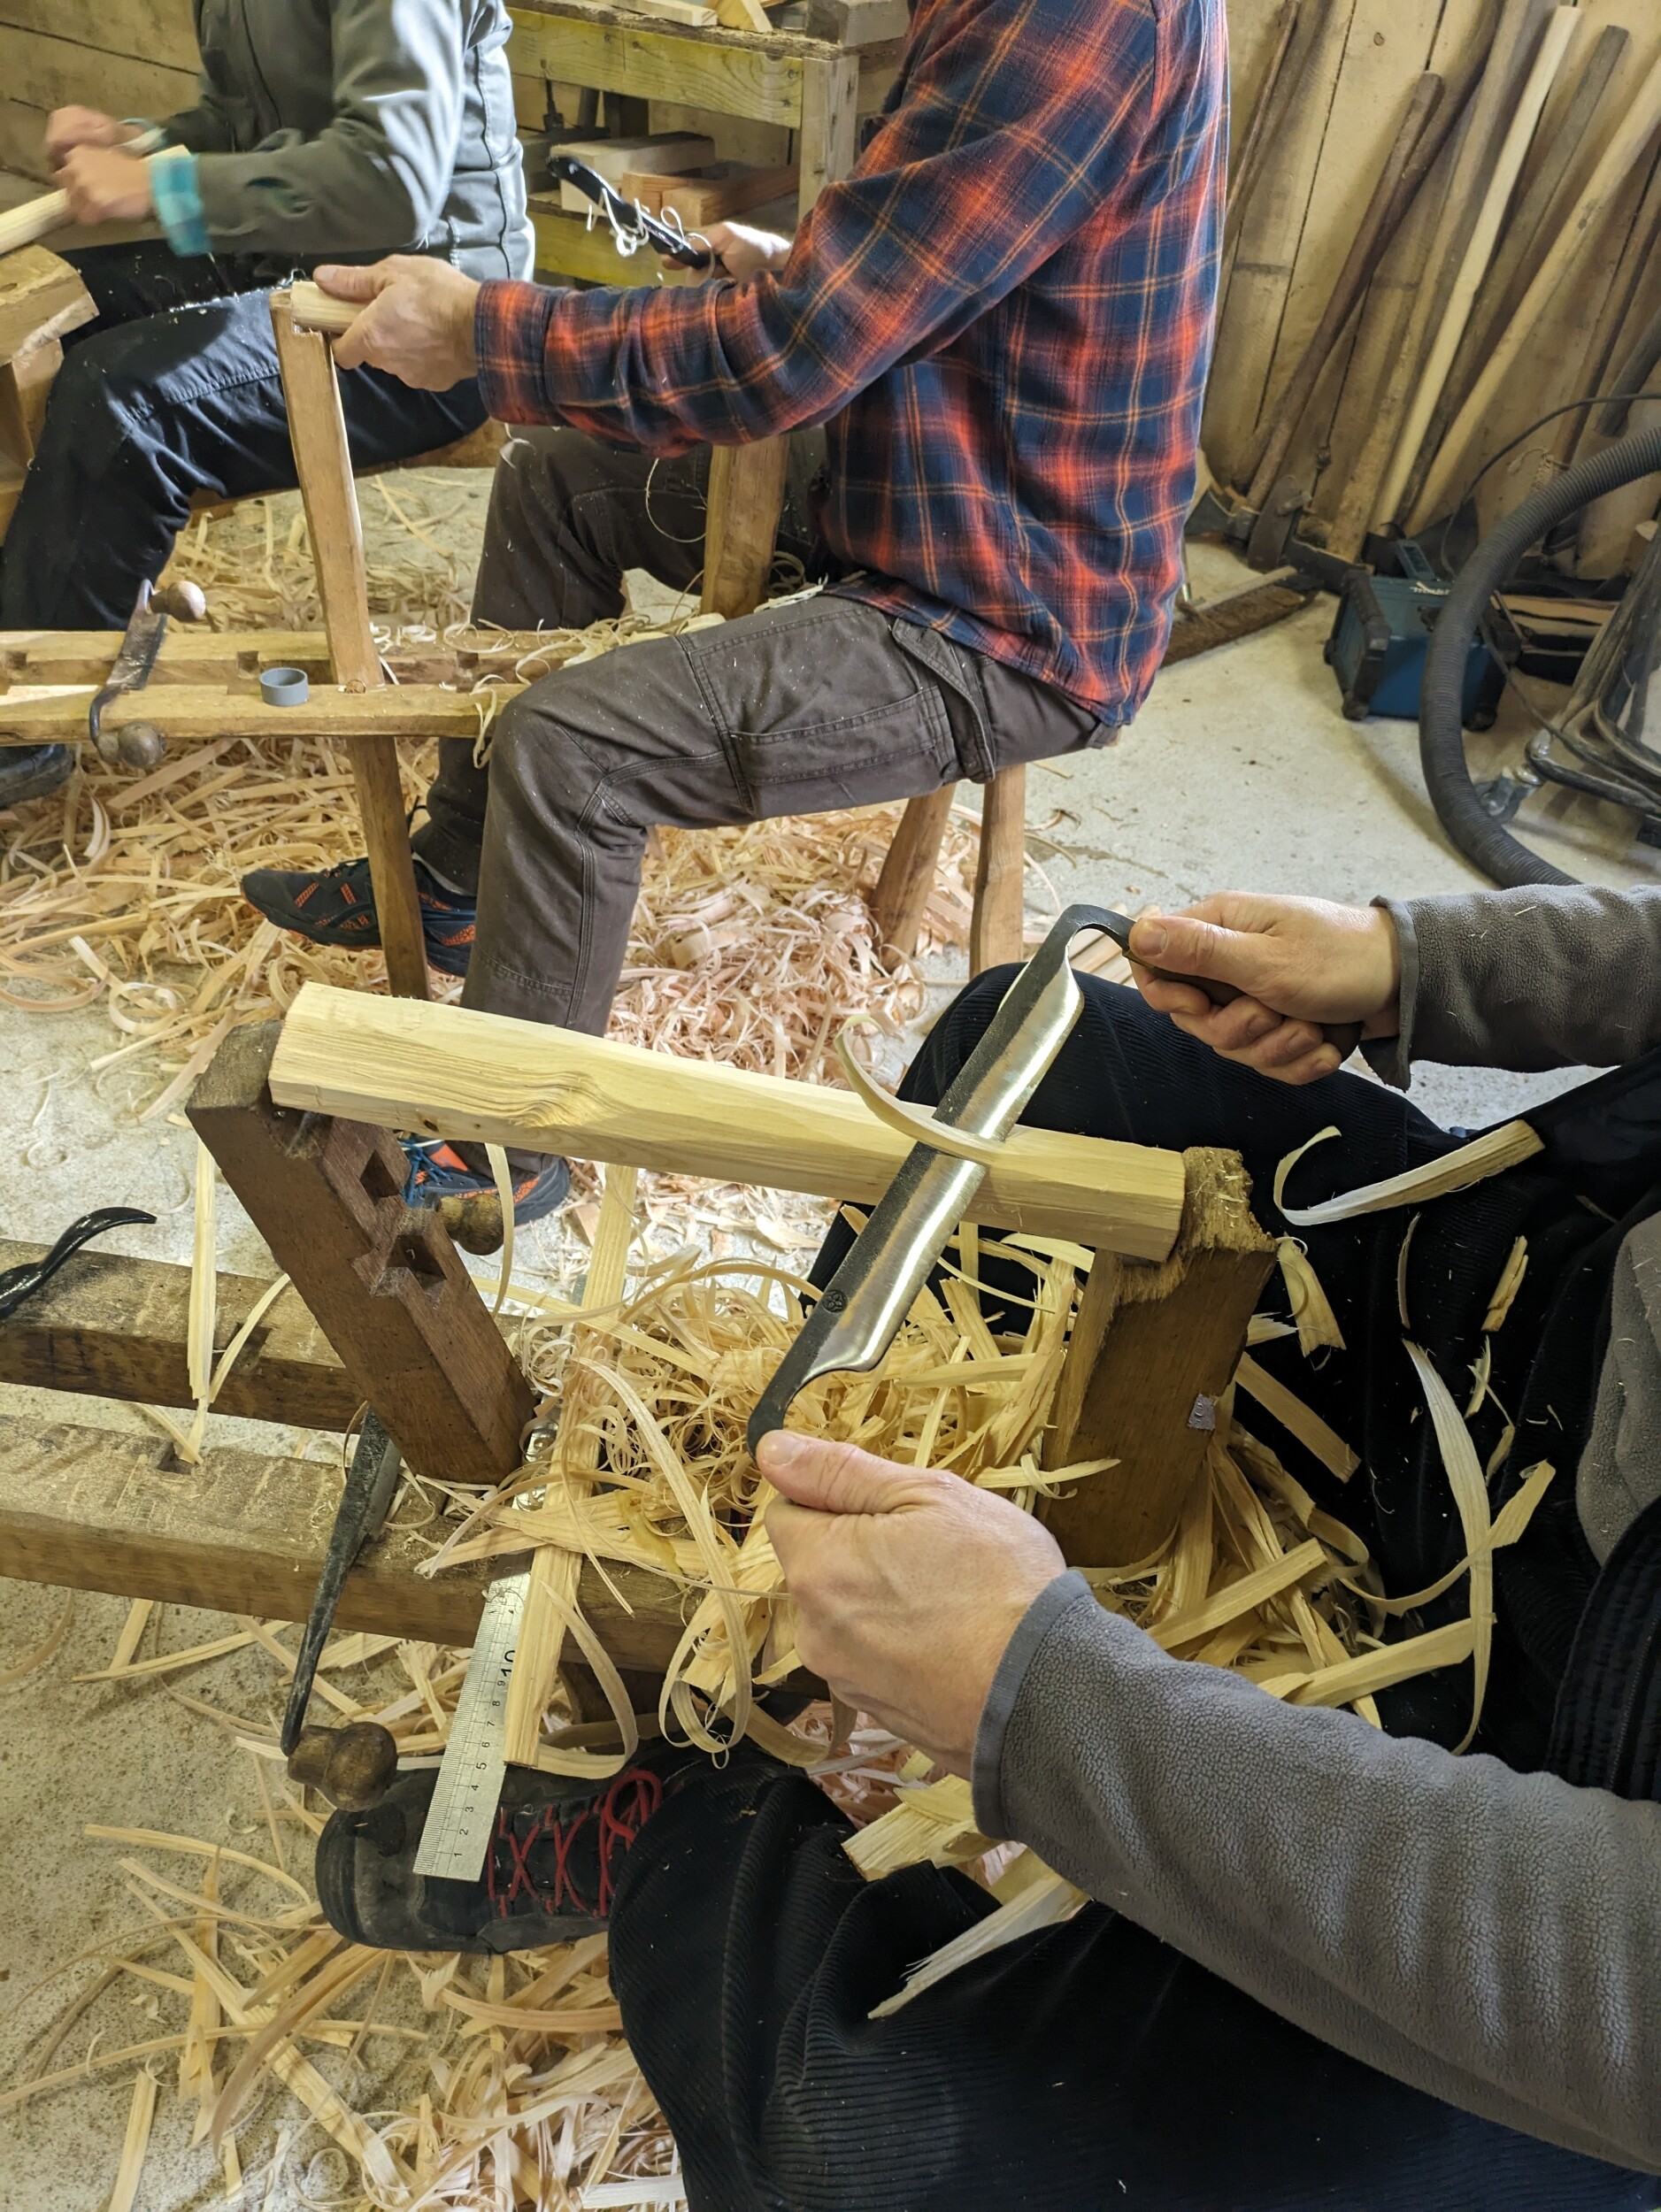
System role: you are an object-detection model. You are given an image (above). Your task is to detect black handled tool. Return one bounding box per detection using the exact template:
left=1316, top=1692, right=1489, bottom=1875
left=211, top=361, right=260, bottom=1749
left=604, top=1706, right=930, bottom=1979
left=87, top=579, right=206, bottom=771
left=280, top=1411, right=404, bottom=1802
left=549, top=153, right=715, bottom=271
left=747, top=902, right=1363, bottom=1452
left=0, top=1208, right=157, bottom=1322
left=1091, top=907, right=1364, bottom=1057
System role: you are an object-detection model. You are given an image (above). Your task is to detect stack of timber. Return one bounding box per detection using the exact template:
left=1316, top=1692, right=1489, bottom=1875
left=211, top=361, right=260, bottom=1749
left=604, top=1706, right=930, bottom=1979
left=1208, top=0, right=1661, bottom=574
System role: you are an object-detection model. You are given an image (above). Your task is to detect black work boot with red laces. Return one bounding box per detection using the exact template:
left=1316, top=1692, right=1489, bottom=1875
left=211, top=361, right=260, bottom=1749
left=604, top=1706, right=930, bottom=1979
left=315, top=1743, right=700, bottom=1954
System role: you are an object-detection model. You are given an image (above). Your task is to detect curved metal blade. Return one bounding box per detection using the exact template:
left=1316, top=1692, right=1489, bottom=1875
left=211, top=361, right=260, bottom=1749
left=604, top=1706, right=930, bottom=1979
left=747, top=904, right=1126, bottom=1453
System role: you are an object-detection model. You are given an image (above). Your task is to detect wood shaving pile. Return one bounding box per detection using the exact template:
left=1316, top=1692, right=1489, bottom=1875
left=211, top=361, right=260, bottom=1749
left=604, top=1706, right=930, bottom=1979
left=3, top=1198, right=1550, bottom=2206
left=0, top=689, right=980, bottom=1119
left=161, top=475, right=494, bottom=634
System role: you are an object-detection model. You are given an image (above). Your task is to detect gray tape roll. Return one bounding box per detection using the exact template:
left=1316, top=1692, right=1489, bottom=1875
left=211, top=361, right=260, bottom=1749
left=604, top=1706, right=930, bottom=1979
left=260, top=666, right=311, bottom=708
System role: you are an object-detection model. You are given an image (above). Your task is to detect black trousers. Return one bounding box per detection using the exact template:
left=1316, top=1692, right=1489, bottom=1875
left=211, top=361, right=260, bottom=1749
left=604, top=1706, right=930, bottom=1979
left=607, top=977, right=1652, bottom=2212
left=0, top=243, right=485, bottom=629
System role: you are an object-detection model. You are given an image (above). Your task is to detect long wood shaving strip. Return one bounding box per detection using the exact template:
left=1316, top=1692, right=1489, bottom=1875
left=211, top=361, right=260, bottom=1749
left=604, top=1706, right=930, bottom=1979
left=1273, top=1119, right=1542, bottom=1226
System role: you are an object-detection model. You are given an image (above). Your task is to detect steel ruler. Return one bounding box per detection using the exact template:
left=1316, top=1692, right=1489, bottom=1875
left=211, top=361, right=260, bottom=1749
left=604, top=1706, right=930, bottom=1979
left=412, top=1568, right=528, bottom=1882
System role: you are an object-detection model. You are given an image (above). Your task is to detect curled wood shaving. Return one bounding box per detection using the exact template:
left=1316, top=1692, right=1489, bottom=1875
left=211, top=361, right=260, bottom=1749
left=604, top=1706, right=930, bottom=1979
left=1274, top=1120, right=1544, bottom=1226
left=1275, top=1236, right=1345, bottom=1355
left=1482, top=1235, right=1529, bottom=1335
left=1405, top=1340, right=1496, bottom=1755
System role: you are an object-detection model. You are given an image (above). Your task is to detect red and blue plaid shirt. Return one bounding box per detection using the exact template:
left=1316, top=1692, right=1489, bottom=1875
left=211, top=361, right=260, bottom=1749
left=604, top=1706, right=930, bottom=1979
left=475, top=0, right=1225, bottom=719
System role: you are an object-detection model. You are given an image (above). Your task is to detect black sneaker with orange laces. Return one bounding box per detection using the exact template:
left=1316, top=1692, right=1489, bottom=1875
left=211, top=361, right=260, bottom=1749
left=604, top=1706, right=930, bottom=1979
left=240, top=853, right=478, bottom=978
left=315, top=1744, right=701, bottom=1952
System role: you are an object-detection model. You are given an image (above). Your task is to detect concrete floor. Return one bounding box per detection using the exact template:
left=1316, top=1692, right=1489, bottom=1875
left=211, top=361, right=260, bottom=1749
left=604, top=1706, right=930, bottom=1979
left=1, top=535, right=1650, bottom=2207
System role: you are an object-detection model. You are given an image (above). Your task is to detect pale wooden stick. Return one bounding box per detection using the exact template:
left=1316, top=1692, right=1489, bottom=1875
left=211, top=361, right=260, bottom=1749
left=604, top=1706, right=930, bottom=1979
left=1373, top=5, right=1578, bottom=533
left=501, top=1164, right=639, bottom=1768
left=284, top=279, right=358, bottom=337
left=0, top=190, right=69, bottom=258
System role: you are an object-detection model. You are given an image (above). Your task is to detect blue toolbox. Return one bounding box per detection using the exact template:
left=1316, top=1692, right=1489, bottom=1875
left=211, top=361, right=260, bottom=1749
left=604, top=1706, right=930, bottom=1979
left=1325, top=541, right=1510, bottom=727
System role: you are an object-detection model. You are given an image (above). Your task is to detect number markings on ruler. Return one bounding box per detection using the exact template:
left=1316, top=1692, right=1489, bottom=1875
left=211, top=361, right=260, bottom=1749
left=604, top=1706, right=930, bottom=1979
left=412, top=1569, right=529, bottom=1883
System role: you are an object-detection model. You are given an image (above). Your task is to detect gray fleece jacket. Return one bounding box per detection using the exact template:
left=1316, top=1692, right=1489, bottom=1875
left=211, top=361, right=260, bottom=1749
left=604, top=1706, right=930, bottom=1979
left=973, top=883, right=1661, bottom=2177
left=158, top=0, right=532, bottom=280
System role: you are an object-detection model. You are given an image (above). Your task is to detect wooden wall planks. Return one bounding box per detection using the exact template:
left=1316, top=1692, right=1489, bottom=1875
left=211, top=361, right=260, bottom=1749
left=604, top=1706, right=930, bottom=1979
left=1211, top=0, right=1661, bottom=567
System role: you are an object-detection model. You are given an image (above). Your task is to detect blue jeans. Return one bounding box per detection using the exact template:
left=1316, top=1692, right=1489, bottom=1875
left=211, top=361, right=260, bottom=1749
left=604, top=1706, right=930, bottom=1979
left=0, top=243, right=484, bottom=628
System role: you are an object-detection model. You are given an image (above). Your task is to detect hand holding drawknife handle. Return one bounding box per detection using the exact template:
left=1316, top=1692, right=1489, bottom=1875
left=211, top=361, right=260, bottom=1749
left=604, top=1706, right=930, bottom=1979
left=747, top=905, right=1127, bottom=1454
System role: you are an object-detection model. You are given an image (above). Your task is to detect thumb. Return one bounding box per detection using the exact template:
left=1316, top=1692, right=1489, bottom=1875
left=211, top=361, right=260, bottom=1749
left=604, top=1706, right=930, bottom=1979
left=757, top=1432, right=932, bottom=1517
left=312, top=263, right=388, bottom=302
left=1129, top=910, right=1284, bottom=997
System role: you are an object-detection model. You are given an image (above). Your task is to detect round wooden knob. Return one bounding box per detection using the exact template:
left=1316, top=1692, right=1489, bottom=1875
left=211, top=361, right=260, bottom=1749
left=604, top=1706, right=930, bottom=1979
left=117, top=723, right=168, bottom=771
left=286, top=1722, right=399, bottom=1811
left=153, top=580, right=208, bottom=623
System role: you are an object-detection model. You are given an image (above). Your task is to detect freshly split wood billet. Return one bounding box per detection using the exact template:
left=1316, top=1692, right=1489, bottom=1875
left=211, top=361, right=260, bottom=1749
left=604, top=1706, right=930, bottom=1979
left=269, top=980, right=1188, bottom=1256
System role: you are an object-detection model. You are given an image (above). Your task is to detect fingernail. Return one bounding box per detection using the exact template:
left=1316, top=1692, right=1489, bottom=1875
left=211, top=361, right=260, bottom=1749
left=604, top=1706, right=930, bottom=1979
left=1134, top=920, right=1167, bottom=956
left=757, top=1429, right=808, bottom=1471
left=1247, top=1012, right=1276, bottom=1040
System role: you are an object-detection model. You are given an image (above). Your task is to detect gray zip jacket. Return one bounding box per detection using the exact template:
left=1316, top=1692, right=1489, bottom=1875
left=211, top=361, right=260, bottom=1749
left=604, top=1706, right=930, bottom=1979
left=158, top=0, right=532, bottom=280
left=973, top=884, right=1661, bottom=2176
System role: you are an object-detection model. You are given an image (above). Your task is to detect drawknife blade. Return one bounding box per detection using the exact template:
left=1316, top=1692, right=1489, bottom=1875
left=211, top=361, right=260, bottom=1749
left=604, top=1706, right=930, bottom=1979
left=747, top=903, right=1125, bottom=1453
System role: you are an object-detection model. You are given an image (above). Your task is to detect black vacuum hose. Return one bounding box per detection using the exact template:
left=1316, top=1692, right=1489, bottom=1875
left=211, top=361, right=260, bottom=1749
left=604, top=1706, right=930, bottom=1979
left=1419, top=422, right=1661, bottom=887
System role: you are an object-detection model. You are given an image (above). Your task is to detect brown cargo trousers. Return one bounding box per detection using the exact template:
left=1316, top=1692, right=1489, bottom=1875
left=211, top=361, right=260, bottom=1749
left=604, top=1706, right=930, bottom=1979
left=411, top=426, right=1110, bottom=1035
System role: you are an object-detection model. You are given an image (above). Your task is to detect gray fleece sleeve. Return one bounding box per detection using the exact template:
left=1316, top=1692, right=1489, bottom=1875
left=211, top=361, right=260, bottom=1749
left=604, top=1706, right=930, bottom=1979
left=1362, top=885, right=1661, bottom=1089
left=186, top=0, right=465, bottom=257
left=973, top=1577, right=1661, bottom=2175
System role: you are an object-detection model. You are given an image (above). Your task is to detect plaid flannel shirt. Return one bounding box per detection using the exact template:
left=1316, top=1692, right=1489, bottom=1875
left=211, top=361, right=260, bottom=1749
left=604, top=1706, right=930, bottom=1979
left=474, top=0, right=1225, bottom=718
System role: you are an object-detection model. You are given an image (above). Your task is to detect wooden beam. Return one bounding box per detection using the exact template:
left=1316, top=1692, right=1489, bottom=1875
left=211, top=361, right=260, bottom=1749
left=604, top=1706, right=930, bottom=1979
left=269, top=290, right=430, bottom=1002
left=188, top=1023, right=537, bottom=1481
left=0, top=629, right=558, bottom=687
left=507, top=1, right=807, bottom=127
left=1041, top=1147, right=1277, bottom=1568
left=0, top=1238, right=358, bottom=1431
left=0, top=682, right=498, bottom=744
left=0, top=1411, right=690, bottom=1665
left=796, top=40, right=859, bottom=215
left=0, top=23, right=196, bottom=128
left=268, top=979, right=1187, bottom=1257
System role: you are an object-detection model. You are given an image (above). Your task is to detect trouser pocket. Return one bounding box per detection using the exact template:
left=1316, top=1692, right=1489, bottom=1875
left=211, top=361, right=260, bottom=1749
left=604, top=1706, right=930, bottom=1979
left=688, top=597, right=958, bottom=817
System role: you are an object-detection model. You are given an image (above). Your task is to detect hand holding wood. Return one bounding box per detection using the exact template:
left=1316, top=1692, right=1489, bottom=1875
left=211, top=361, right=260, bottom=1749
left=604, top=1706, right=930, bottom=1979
left=310, top=257, right=481, bottom=389
left=1130, top=893, right=1402, bottom=1087
left=761, top=1430, right=1067, bottom=1776
left=56, top=145, right=155, bottom=227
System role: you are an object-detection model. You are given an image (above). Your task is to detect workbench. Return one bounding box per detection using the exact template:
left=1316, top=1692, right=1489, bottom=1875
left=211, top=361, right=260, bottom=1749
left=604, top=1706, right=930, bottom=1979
left=507, top=0, right=896, bottom=283
left=0, top=1005, right=1271, bottom=1685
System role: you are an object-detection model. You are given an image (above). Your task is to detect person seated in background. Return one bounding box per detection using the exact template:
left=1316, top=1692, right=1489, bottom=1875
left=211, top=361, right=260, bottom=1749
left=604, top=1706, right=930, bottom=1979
left=318, top=883, right=1661, bottom=2211
left=0, top=0, right=530, bottom=806
left=241, top=0, right=1228, bottom=1227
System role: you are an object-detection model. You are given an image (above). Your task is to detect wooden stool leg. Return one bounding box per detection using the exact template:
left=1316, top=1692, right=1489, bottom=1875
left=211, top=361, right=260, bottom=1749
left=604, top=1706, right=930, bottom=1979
left=969, top=764, right=1027, bottom=975
left=701, top=439, right=789, bottom=618
left=269, top=294, right=429, bottom=1002
left=869, top=785, right=955, bottom=960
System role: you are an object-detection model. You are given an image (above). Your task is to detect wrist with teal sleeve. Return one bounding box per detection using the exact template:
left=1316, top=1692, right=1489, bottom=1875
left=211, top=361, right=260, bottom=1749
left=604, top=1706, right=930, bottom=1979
left=149, top=145, right=210, bottom=259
